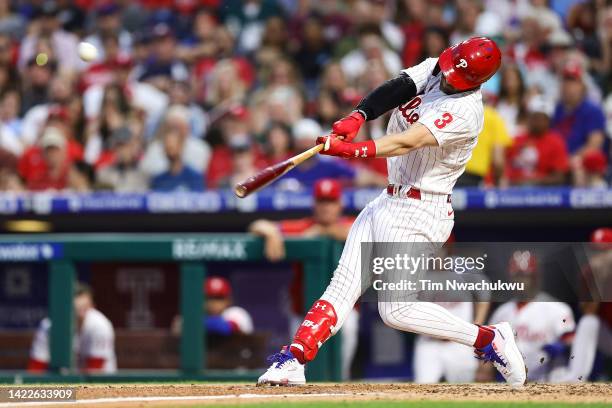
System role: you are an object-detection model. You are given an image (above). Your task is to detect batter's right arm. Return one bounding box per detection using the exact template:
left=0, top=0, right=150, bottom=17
left=318, top=122, right=437, bottom=159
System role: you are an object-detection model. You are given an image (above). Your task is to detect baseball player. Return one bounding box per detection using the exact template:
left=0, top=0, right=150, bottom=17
left=557, top=228, right=612, bottom=382
left=171, top=276, right=254, bottom=336
left=480, top=251, right=576, bottom=382
left=28, top=283, right=116, bottom=373
left=258, top=37, right=527, bottom=387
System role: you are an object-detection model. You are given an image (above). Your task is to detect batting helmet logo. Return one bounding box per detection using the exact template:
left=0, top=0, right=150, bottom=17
left=456, top=59, right=468, bottom=68
left=439, top=37, right=502, bottom=91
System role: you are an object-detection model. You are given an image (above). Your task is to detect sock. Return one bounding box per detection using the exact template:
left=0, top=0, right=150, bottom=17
left=474, top=325, right=495, bottom=349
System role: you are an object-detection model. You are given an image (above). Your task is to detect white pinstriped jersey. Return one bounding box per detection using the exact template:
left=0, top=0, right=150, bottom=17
left=387, top=58, right=484, bottom=194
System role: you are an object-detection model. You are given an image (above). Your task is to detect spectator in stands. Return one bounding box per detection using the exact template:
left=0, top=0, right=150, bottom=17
left=18, top=2, right=80, bottom=74
left=250, top=58, right=304, bottom=135
left=21, top=75, right=76, bottom=147
left=203, top=59, right=247, bottom=113
left=206, top=106, right=266, bottom=188
left=420, top=27, right=449, bottom=61
left=0, top=91, right=23, bottom=157
left=83, top=3, right=133, bottom=63
left=261, top=122, right=294, bottom=166
left=96, top=126, right=148, bottom=192
left=291, top=14, right=332, bottom=92
left=150, top=124, right=204, bottom=192
left=0, top=88, right=22, bottom=141
left=552, top=61, right=607, bottom=186
left=218, top=135, right=260, bottom=188
left=171, top=276, right=254, bottom=336
left=249, top=178, right=358, bottom=379
left=18, top=126, right=72, bottom=191
left=219, top=0, right=282, bottom=54
left=168, top=80, right=208, bottom=139
left=505, top=95, right=569, bottom=186
left=20, top=57, right=58, bottom=115
left=177, top=8, right=218, bottom=64
left=458, top=105, right=512, bottom=187
left=0, top=148, right=22, bottom=191
left=139, top=23, right=189, bottom=92
left=0, top=0, right=24, bottom=40
left=83, top=83, right=132, bottom=165
left=141, top=105, right=210, bottom=178
left=275, top=118, right=355, bottom=189
left=28, top=283, right=116, bottom=373
left=496, top=64, right=527, bottom=138
left=340, top=28, right=402, bottom=83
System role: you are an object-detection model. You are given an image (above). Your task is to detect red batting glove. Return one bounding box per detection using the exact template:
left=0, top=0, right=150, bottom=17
left=332, top=111, right=365, bottom=142
left=316, top=135, right=376, bottom=159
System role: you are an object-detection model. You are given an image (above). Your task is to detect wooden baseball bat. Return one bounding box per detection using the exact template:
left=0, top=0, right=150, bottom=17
left=234, top=144, right=325, bottom=198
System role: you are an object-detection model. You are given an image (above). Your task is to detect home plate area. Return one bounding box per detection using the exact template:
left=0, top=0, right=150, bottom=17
left=1, top=383, right=610, bottom=407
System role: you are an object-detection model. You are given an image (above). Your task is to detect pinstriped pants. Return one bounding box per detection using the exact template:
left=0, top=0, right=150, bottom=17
left=321, top=191, right=479, bottom=346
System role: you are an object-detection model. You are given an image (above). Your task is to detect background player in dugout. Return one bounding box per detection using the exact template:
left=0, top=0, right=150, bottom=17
left=250, top=178, right=359, bottom=380
left=258, top=37, right=527, bottom=387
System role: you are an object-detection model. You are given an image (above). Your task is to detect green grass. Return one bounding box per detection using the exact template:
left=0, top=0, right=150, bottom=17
left=164, top=402, right=610, bottom=408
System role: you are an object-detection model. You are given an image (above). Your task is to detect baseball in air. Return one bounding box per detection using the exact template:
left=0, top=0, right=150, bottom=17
left=77, top=41, right=98, bottom=62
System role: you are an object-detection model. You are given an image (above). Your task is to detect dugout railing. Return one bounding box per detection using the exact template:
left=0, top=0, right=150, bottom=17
left=0, top=234, right=343, bottom=383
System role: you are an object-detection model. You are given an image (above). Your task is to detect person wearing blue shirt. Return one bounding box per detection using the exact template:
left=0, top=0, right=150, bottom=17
left=151, top=128, right=204, bottom=192
left=552, top=63, right=606, bottom=156
left=551, top=62, right=607, bottom=185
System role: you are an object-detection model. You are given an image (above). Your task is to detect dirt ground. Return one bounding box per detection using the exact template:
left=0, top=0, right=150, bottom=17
left=12, top=383, right=608, bottom=407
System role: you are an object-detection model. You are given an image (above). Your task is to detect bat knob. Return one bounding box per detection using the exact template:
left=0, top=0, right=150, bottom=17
left=234, top=184, right=248, bottom=198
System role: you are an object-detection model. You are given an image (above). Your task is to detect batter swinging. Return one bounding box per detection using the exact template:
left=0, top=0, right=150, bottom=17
left=258, top=37, right=527, bottom=387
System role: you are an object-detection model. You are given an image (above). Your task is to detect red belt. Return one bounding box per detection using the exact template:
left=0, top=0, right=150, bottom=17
left=386, top=184, right=451, bottom=203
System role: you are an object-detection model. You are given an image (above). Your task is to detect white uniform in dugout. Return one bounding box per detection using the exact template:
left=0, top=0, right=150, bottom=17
left=259, top=37, right=527, bottom=387
left=29, top=309, right=117, bottom=373
left=413, top=302, right=479, bottom=383
left=490, top=297, right=575, bottom=381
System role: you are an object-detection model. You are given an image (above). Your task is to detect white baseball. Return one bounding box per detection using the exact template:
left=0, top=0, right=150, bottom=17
left=77, top=41, right=99, bottom=62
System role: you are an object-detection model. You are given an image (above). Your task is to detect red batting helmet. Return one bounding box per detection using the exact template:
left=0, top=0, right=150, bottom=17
left=439, top=37, right=502, bottom=91
left=591, top=228, right=612, bottom=244
left=205, top=276, right=232, bottom=298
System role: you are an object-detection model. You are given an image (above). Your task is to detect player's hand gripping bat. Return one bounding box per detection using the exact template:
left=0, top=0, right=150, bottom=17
left=234, top=144, right=325, bottom=198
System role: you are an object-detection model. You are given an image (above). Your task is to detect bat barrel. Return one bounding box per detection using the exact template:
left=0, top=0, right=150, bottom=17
left=234, top=160, right=294, bottom=198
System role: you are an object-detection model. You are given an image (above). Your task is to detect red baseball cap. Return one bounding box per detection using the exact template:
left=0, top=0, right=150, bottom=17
left=562, top=61, right=583, bottom=80
left=313, top=179, right=342, bottom=201
left=205, top=276, right=232, bottom=298
left=582, top=150, right=608, bottom=175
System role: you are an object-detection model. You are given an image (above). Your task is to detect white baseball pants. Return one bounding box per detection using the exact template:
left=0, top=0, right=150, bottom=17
left=320, top=191, right=479, bottom=346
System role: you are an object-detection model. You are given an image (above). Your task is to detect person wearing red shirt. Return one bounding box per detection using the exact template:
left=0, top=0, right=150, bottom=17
left=504, top=96, right=569, bottom=186
left=249, top=179, right=358, bottom=380
left=18, top=126, right=72, bottom=191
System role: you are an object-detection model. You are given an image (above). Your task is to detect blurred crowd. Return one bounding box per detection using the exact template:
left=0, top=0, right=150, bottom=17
left=0, top=0, right=611, bottom=193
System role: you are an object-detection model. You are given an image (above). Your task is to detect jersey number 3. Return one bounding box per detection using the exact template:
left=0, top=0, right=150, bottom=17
left=434, top=113, right=453, bottom=129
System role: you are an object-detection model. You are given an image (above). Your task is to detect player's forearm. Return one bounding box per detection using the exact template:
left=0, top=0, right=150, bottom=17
left=355, top=74, right=417, bottom=120
left=249, top=219, right=281, bottom=238
left=373, top=124, right=438, bottom=157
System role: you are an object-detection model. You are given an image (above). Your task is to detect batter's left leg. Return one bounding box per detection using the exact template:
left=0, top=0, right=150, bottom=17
left=290, top=202, right=375, bottom=364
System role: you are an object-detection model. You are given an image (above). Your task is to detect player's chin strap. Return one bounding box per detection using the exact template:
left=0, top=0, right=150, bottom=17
left=289, top=299, right=338, bottom=364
